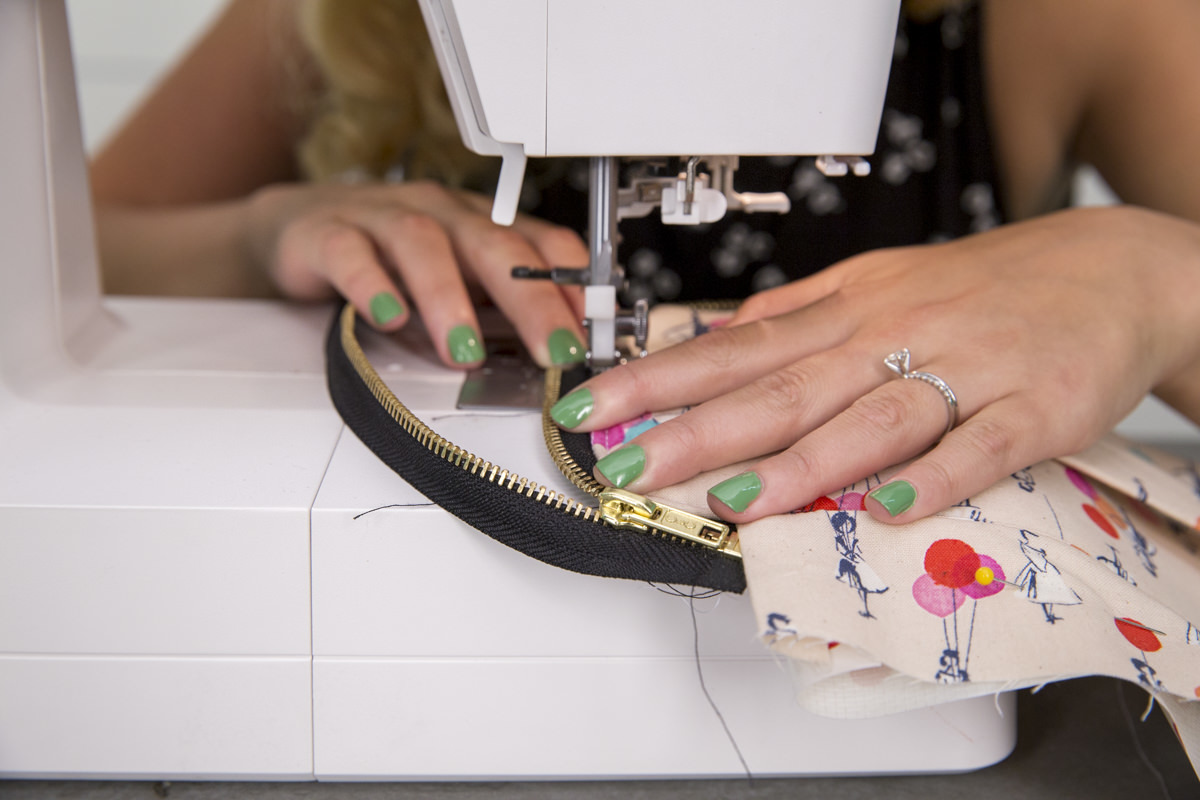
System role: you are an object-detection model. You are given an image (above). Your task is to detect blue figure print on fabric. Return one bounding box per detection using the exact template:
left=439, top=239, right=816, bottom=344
left=1098, top=544, right=1138, bottom=588
left=829, top=505, right=888, bottom=619
left=793, top=485, right=889, bottom=617
left=1120, top=505, right=1159, bottom=578
left=1011, top=467, right=1036, bottom=493
left=763, top=612, right=798, bottom=644
left=949, top=497, right=988, bottom=522
left=936, top=648, right=968, bottom=684
left=1115, top=617, right=1167, bottom=692
left=1178, top=461, right=1200, bottom=500
left=1132, top=659, right=1167, bottom=692
left=1013, top=529, right=1082, bottom=624
left=1186, top=622, right=1200, bottom=646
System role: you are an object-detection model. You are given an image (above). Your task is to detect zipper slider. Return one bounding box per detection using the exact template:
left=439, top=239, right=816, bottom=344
left=599, top=488, right=742, bottom=559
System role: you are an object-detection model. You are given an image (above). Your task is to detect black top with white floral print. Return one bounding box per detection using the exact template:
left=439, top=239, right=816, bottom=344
left=522, top=3, right=1001, bottom=304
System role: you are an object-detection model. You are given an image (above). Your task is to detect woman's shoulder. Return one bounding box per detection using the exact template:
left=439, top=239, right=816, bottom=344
left=984, top=0, right=1200, bottom=219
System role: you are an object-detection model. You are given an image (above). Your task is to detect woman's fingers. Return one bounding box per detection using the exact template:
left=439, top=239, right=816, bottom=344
left=261, top=181, right=591, bottom=368
left=365, top=209, right=486, bottom=367
left=447, top=213, right=587, bottom=367
left=422, top=188, right=588, bottom=366
left=863, top=396, right=1034, bottom=524
left=507, top=211, right=590, bottom=320
left=706, top=358, right=980, bottom=521
left=730, top=265, right=845, bottom=325
left=549, top=207, right=1200, bottom=525
left=378, top=186, right=587, bottom=367
left=281, top=218, right=410, bottom=329
left=458, top=189, right=590, bottom=275
left=584, top=343, right=883, bottom=494
left=553, top=294, right=860, bottom=432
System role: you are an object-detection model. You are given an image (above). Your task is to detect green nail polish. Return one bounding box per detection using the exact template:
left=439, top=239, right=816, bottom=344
left=369, top=292, right=404, bottom=325
left=595, top=445, right=645, bottom=489
left=550, top=388, right=593, bottom=428
left=708, top=472, right=762, bottom=513
left=868, top=480, right=917, bottom=517
left=448, top=324, right=484, bottom=364
left=548, top=328, right=585, bottom=365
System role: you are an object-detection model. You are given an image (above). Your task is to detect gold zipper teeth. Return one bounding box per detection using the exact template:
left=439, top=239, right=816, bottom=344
left=339, top=304, right=741, bottom=559
left=686, top=299, right=741, bottom=312
left=542, top=367, right=606, bottom=497
left=339, top=305, right=602, bottom=522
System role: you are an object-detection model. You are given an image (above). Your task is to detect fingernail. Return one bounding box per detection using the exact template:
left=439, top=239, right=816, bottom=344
left=448, top=324, right=484, bottom=364
left=868, top=480, right=917, bottom=517
left=369, top=292, right=405, bottom=325
left=595, top=445, right=645, bottom=488
left=708, top=472, right=762, bottom=513
left=550, top=388, right=593, bottom=428
left=547, top=328, right=585, bottom=365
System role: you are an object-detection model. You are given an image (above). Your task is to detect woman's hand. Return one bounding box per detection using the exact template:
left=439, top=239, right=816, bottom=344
left=552, top=206, right=1200, bottom=524
left=246, top=179, right=588, bottom=368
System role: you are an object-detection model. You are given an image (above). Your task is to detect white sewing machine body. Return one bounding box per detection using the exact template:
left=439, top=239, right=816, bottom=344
left=419, top=0, right=902, bottom=363
left=417, top=0, right=898, bottom=220
left=0, top=0, right=1017, bottom=780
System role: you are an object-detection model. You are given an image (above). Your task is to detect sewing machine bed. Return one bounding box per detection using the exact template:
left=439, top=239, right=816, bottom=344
left=0, top=297, right=1015, bottom=780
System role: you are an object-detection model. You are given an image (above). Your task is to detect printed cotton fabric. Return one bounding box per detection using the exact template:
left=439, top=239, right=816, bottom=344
left=596, top=306, right=1200, bottom=774
left=741, top=438, right=1200, bottom=716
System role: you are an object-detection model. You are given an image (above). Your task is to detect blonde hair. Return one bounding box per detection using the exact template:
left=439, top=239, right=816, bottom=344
left=295, top=0, right=487, bottom=185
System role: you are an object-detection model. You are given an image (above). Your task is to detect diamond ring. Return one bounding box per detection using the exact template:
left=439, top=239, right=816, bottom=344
left=883, top=348, right=959, bottom=437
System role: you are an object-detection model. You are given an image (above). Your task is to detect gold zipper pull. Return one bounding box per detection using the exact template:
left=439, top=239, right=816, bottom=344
left=599, top=488, right=742, bottom=559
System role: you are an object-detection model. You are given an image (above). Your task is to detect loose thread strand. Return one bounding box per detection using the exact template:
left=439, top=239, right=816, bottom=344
left=687, top=590, right=753, bottom=785
left=1115, top=681, right=1173, bottom=800
left=352, top=502, right=436, bottom=519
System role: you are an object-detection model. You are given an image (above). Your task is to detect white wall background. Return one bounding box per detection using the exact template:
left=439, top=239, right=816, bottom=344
left=64, top=0, right=1198, bottom=447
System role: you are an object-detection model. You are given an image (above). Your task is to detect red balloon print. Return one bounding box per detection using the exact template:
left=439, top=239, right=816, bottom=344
left=924, top=539, right=981, bottom=589
left=797, top=496, right=838, bottom=512
left=1114, top=617, right=1162, bottom=653
left=1083, top=504, right=1119, bottom=538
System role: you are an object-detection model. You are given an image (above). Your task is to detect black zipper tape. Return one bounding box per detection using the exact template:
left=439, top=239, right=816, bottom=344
left=325, top=309, right=747, bottom=592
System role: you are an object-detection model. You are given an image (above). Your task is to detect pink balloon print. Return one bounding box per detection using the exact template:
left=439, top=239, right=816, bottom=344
left=837, top=492, right=866, bottom=511
left=961, top=555, right=1006, bottom=599
left=1065, top=466, right=1097, bottom=499
left=912, top=574, right=967, bottom=617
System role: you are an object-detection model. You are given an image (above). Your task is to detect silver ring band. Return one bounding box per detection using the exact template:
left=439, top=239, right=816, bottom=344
left=883, top=348, right=959, bottom=437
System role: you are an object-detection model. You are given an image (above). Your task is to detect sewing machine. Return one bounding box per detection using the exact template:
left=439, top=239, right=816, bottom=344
left=0, top=0, right=1018, bottom=780
left=419, top=0, right=895, bottom=364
